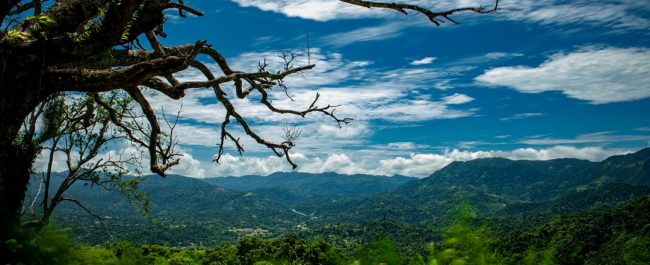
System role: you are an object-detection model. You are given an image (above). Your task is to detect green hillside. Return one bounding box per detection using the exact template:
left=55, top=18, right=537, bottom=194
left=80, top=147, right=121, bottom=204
left=21, top=148, right=649, bottom=264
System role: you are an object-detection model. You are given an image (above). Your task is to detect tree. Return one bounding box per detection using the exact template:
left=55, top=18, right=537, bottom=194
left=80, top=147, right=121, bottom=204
left=355, top=235, right=403, bottom=265
left=424, top=204, right=506, bottom=265
left=20, top=92, right=156, bottom=231
left=0, top=0, right=499, bottom=243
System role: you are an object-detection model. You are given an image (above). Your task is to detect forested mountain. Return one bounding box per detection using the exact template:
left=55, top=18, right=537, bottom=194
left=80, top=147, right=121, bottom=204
left=25, top=175, right=307, bottom=245
left=25, top=172, right=413, bottom=245
left=203, top=172, right=413, bottom=196
left=593, top=148, right=650, bottom=186
left=201, top=172, right=413, bottom=213
left=307, top=148, right=649, bottom=227
left=498, top=195, right=650, bottom=265
left=399, top=147, right=649, bottom=201
left=29, top=148, right=649, bottom=262
left=404, top=157, right=595, bottom=201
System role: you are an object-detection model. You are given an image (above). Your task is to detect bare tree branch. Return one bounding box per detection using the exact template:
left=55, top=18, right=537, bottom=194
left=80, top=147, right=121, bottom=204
left=125, top=87, right=180, bottom=176
left=339, top=0, right=499, bottom=25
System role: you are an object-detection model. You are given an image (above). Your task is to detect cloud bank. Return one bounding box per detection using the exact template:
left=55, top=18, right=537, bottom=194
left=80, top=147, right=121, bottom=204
left=203, top=145, right=633, bottom=178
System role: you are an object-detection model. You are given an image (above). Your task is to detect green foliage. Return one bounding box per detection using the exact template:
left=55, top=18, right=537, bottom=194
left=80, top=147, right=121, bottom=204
left=77, top=246, right=120, bottom=265
left=23, top=15, right=57, bottom=39
left=68, top=233, right=347, bottom=265
left=522, top=246, right=556, bottom=265
left=355, top=235, right=403, bottom=265
left=5, top=29, right=32, bottom=42
left=498, top=195, right=650, bottom=265
left=233, top=233, right=348, bottom=265
left=4, top=225, right=79, bottom=265
left=10, top=197, right=650, bottom=264
left=421, top=203, right=506, bottom=265
left=621, top=234, right=650, bottom=265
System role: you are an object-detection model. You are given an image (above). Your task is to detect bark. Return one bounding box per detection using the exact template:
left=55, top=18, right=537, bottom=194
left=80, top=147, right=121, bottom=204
left=0, top=50, right=48, bottom=243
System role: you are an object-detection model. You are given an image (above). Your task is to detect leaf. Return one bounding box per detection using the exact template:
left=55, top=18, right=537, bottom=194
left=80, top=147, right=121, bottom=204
left=38, top=15, right=57, bottom=26
left=7, top=29, right=31, bottom=41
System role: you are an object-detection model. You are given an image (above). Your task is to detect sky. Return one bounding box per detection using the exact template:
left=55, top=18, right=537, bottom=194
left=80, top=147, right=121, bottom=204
left=38, top=0, right=650, bottom=178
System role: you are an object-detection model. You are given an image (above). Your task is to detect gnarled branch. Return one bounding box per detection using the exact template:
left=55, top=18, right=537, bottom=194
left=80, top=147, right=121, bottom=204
left=339, top=0, right=499, bottom=25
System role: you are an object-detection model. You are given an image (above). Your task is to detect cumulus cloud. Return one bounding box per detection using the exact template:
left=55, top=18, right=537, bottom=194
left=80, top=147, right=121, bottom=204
left=204, top=146, right=634, bottom=178
left=211, top=152, right=365, bottom=176
left=476, top=47, right=650, bottom=104
left=33, top=141, right=638, bottom=179
left=168, top=152, right=206, bottom=178
left=376, top=153, right=458, bottom=177
left=211, top=154, right=289, bottom=176
left=374, top=146, right=634, bottom=177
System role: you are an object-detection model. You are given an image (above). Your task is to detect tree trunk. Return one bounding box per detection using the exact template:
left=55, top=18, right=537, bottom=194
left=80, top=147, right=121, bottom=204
left=0, top=52, right=47, bottom=245
left=0, top=136, right=37, bottom=237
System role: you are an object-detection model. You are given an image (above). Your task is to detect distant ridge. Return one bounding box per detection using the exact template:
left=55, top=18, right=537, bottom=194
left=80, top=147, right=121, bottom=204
left=202, top=171, right=414, bottom=196
left=31, top=147, right=649, bottom=247
left=400, top=147, right=650, bottom=201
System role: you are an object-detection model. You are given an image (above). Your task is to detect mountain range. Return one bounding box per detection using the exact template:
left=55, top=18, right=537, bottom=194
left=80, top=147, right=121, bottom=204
left=29, top=147, right=650, bottom=247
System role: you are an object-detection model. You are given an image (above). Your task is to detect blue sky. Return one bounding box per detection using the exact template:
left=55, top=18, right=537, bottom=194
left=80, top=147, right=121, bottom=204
left=55, top=0, right=650, bottom=178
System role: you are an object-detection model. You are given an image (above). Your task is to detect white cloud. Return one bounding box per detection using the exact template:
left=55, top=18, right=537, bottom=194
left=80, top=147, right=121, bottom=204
left=503, top=1, right=650, bottom=31
left=376, top=153, right=456, bottom=177
left=33, top=141, right=638, bottom=179
left=502, top=146, right=622, bottom=161
left=231, top=0, right=379, bottom=21
left=206, top=146, right=635, bottom=178
left=442, top=93, right=474, bottom=105
left=317, top=123, right=371, bottom=139
left=230, top=0, right=650, bottom=31
left=33, top=149, right=69, bottom=173
left=476, top=47, right=650, bottom=104
left=158, top=47, right=477, bottom=125
left=168, top=152, right=206, bottom=178
left=229, top=0, right=499, bottom=22
left=375, top=146, right=633, bottom=177
left=410, top=57, right=437, bottom=66
left=212, top=154, right=289, bottom=176
left=137, top=47, right=481, bottom=168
